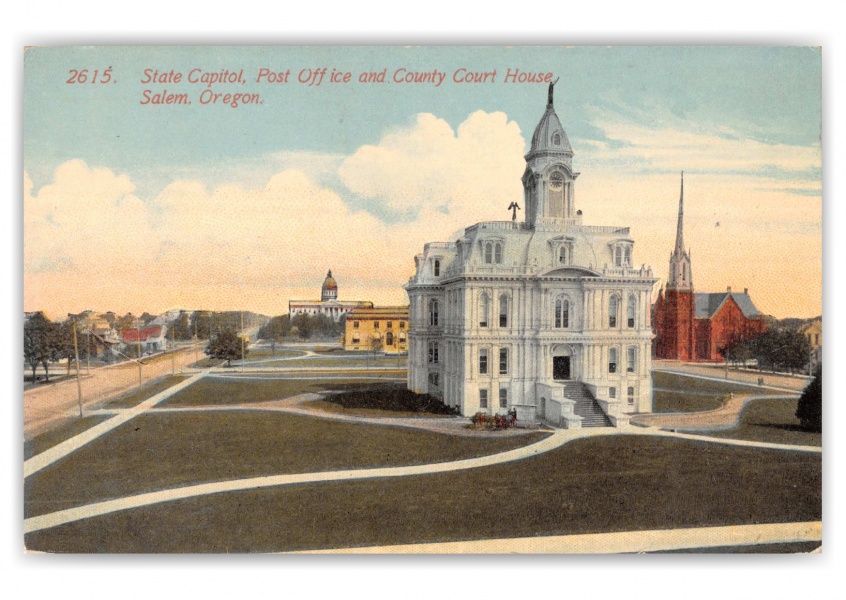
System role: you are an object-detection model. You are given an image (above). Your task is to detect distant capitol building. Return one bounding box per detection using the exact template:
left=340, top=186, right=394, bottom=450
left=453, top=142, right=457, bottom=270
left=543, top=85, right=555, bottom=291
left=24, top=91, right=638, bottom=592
left=288, top=270, right=373, bottom=321
left=406, top=85, right=657, bottom=428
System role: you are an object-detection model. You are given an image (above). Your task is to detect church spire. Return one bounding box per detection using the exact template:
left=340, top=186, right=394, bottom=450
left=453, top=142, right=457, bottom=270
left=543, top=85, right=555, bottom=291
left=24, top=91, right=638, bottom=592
left=667, top=172, right=692, bottom=291
left=675, top=171, right=685, bottom=253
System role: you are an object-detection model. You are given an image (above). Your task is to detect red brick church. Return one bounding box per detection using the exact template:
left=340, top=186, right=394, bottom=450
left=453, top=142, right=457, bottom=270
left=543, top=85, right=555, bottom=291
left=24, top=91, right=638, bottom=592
left=653, top=174, right=766, bottom=362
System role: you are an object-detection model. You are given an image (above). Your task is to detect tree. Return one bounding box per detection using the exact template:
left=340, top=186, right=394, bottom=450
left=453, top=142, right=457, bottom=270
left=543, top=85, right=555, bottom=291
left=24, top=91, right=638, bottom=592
left=742, top=329, right=812, bottom=374
left=24, top=312, right=51, bottom=383
left=292, top=313, right=313, bottom=339
left=796, top=364, right=821, bottom=432
left=204, top=328, right=249, bottom=366
left=168, top=312, right=192, bottom=341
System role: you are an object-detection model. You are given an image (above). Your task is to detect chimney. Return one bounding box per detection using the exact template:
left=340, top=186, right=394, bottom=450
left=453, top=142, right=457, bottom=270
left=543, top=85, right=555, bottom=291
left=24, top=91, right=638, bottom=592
left=727, top=286, right=732, bottom=293
left=744, top=288, right=748, bottom=295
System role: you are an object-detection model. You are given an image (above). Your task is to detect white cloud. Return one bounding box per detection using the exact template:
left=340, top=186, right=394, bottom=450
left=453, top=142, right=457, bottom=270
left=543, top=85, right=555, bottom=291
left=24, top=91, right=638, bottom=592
left=339, top=111, right=526, bottom=220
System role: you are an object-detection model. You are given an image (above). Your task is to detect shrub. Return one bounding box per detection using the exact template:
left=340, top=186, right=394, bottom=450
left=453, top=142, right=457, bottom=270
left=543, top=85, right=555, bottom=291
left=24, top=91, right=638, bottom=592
left=796, top=364, right=821, bottom=432
left=469, top=410, right=517, bottom=430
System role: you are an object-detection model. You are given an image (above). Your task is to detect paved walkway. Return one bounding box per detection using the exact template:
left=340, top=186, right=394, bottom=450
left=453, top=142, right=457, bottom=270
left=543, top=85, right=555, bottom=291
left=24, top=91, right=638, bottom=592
left=23, top=371, right=208, bottom=478
left=631, top=393, right=799, bottom=431
left=654, top=361, right=810, bottom=393
left=294, top=521, right=822, bottom=554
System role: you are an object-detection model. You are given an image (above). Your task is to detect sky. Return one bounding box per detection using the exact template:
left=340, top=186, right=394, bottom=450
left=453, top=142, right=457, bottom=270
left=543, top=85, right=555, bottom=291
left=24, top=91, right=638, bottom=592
left=23, top=46, right=822, bottom=320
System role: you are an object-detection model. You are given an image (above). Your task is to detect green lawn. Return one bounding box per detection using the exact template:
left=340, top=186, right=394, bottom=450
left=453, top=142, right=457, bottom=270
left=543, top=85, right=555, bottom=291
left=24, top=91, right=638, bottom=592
left=98, top=375, right=191, bottom=409
left=239, top=349, right=305, bottom=360
left=652, top=371, right=778, bottom=396
left=652, top=390, right=725, bottom=413
left=698, top=397, right=821, bottom=447
left=24, top=435, right=821, bottom=553
left=24, top=415, right=113, bottom=460
left=24, top=410, right=546, bottom=518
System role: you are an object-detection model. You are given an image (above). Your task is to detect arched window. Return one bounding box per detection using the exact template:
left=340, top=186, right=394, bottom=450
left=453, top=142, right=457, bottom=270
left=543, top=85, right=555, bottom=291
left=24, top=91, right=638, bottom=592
left=398, top=332, right=406, bottom=343
left=627, top=295, right=636, bottom=328
left=558, top=245, right=568, bottom=264
left=549, top=171, right=565, bottom=216
left=433, top=259, right=440, bottom=277
left=428, top=341, right=439, bottom=364
left=494, top=243, right=503, bottom=264
left=484, top=242, right=493, bottom=264
left=499, top=294, right=509, bottom=327
left=386, top=332, right=394, bottom=346
left=615, top=246, right=622, bottom=267
left=609, top=296, right=618, bottom=328
left=624, top=247, right=631, bottom=267
left=627, top=346, right=637, bottom=373
left=429, top=299, right=439, bottom=326
left=609, top=347, right=618, bottom=374
left=555, top=298, right=570, bottom=328
left=479, top=293, right=489, bottom=328
left=552, top=133, right=561, bottom=145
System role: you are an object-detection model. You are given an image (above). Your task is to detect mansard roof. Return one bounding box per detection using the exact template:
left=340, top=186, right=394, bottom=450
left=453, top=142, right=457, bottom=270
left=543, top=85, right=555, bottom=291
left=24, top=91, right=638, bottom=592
left=694, top=292, right=760, bottom=319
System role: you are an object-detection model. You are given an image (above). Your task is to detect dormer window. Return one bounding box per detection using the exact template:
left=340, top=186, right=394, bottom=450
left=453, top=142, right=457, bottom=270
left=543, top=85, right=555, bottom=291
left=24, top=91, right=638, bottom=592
left=552, top=133, right=561, bottom=145
left=433, top=259, right=440, bottom=277
left=610, top=241, right=634, bottom=267
left=558, top=245, right=568, bottom=264
left=483, top=241, right=504, bottom=265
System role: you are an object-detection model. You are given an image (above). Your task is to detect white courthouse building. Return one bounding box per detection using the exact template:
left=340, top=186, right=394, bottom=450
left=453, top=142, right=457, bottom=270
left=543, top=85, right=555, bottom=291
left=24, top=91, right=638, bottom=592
left=406, top=86, right=657, bottom=427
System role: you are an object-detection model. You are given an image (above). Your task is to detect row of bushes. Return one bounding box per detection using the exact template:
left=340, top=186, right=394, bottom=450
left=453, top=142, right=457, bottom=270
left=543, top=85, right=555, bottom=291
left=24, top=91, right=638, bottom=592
left=468, top=410, right=518, bottom=430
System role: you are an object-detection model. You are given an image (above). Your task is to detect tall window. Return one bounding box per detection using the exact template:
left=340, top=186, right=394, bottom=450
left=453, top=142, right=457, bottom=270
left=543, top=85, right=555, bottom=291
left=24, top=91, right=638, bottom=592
left=479, top=349, right=488, bottom=374
left=433, top=259, right=440, bottom=277
left=386, top=332, right=394, bottom=346
left=627, top=386, right=635, bottom=405
left=399, top=321, right=405, bottom=329
left=484, top=242, right=493, bottom=264
left=555, top=298, right=570, bottom=328
left=479, top=293, right=489, bottom=328
left=549, top=171, right=565, bottom=216
left=609, top=296, right=618, bottom=328
left=499, top=295, right=509, bottom=327
left=479, top=389, right=488, bottom=409
left=624, top=247, right=631, bottom=267
left=609, top=387, right=616, bottom=399
left=429, top=372, right=440, bottom=387
left=429, top=299, right=439, bottom=326
left=627, top=346, right=636, bottom=373
left=609, top=347, right=617, bottom=374
left=627, top=295, right=636, bottom=328
left=558, top=245, right=568, bottom=264
left=374, top=321, right=379, bottom=329
left=552, top=133, right=561, bottom=145
left=615, top=246, right=622, bottom=267
left=494, top=243, right=503, bottom=264
left=428, top=341, right=439, bottom=364
left=499, top=348, right=508, bottom=375
left=499, top=387, right=508, bottom=408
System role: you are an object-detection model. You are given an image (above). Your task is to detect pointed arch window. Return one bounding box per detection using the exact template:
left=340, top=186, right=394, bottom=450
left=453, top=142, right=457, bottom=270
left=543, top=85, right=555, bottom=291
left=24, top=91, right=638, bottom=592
left=627, top=295, right=636, bottom=328
left=479, top=293, right=489, bottom=328
left=499, top=295, right=509, bottom=328
left=428, top=299, right=439, bottom=326
left=609, top=296, right=618, bottom=328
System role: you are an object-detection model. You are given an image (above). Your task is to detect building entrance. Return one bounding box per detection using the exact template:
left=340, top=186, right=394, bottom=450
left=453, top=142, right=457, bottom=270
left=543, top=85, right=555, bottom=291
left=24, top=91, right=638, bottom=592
left=553, top=356, right=571, bottom=380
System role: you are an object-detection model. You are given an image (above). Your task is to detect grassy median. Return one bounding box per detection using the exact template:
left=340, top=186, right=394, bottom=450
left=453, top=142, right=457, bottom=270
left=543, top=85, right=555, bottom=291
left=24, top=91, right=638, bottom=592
left=25, top=434, right=821, bottom=553
left=698, top=397, right=821, bottom=447
left=24, top=410, right=546, bottom=518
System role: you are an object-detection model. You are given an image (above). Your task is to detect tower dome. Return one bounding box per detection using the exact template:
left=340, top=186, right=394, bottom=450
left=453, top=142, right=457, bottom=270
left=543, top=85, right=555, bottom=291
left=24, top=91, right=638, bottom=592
left=527, top=81, right=572, bottom=159
left=321, top=270, right=338, bottom=302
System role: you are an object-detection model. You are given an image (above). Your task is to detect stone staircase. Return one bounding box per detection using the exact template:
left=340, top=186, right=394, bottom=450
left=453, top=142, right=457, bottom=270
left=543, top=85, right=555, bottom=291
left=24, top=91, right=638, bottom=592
left=560, top=381, right=613, bottom=427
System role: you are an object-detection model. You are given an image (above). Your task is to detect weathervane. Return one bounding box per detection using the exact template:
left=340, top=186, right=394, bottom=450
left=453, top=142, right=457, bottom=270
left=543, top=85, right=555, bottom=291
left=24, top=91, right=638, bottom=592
left=508, top=202, right=521, bottom=221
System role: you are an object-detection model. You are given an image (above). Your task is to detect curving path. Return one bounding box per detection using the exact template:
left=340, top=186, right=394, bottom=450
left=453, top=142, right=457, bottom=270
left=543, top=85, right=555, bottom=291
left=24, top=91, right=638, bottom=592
left=631, top=393, right=799, bottom=431
left=294, top=521, right=822, bottom=554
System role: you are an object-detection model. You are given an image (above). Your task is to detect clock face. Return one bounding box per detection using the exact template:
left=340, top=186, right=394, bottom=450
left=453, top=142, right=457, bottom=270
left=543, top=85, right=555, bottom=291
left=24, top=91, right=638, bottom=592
left=549, top=172, right=564, bottom=189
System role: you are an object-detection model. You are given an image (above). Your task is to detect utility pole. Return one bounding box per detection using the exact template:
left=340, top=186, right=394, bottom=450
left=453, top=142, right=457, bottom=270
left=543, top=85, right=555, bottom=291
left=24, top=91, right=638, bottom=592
left=72, top=324, right=83, bottom=418
left=240, top=310, right=245, bottom=373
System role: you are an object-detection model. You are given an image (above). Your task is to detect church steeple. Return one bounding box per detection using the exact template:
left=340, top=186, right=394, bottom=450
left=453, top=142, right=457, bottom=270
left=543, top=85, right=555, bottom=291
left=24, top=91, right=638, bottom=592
left=675, top=171, right=685, bottom=253
left=667, top=172, right=693, bottom=291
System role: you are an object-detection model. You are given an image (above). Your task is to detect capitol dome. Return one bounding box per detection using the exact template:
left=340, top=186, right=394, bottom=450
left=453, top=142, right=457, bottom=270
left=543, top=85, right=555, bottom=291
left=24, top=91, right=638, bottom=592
left=321, top=270, right=338, bottom=301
